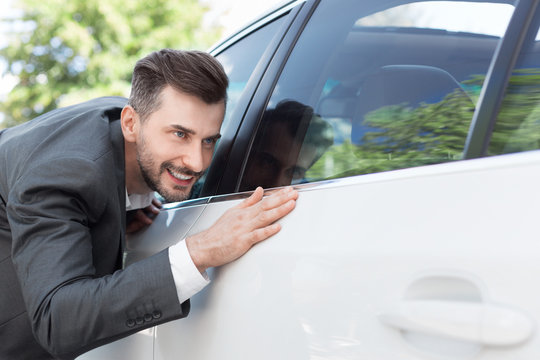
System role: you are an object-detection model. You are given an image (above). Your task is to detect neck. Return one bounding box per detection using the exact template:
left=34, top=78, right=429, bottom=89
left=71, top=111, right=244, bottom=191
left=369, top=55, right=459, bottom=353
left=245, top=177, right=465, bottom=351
left=124, top=140, right=151, bottom=195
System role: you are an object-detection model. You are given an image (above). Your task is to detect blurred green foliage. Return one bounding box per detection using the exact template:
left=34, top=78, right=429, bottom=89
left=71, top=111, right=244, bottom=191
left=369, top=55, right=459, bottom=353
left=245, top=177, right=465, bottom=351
left=489, top=68, right=540, bottom=155
left=308, top=71, right=540, bottom=180
left=0, top=0, right=222, bottom=127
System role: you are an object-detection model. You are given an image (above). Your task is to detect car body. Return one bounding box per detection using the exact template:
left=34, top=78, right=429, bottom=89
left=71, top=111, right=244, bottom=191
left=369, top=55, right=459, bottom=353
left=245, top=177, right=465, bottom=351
left=79, top=0, right=540, bottom=358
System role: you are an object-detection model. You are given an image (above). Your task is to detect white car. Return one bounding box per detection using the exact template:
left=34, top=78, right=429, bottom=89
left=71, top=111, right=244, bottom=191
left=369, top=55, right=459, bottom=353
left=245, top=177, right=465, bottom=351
left=80, top=0, right=540, bottom=358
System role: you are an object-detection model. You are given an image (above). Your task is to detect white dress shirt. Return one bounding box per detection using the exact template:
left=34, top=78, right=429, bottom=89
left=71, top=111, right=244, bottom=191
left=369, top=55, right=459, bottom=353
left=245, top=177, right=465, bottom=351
left=126, top=190, right=209, bottom=303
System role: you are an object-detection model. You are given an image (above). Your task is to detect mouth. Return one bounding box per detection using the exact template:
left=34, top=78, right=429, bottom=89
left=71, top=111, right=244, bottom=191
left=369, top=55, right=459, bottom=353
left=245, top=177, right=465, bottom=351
left=166, top=168, right=195, bottom=186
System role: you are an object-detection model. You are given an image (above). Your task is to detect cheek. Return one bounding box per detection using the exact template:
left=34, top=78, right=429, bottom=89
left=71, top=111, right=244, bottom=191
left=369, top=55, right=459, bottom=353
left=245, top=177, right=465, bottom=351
left=202, top=149, right=214, bottom=167
left=153, top=138, right=185, bottom=161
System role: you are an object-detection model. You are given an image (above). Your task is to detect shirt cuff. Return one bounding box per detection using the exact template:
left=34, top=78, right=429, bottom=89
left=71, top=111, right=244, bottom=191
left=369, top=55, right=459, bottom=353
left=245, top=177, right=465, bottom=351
left=168, top=239, right=210, bottom=304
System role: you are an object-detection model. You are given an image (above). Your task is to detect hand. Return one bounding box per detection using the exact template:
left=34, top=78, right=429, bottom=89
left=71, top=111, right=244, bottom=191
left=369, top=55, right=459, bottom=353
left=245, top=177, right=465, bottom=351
left=186, top=186, right=298, bottom=273
left=126, top=198, right=162, bottom=234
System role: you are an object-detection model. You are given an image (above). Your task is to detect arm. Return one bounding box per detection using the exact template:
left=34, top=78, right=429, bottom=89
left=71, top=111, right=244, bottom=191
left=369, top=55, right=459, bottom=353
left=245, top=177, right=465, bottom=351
left=8, top=157, right=184, bottom=359
left=166, top=186, right=298, bottom=304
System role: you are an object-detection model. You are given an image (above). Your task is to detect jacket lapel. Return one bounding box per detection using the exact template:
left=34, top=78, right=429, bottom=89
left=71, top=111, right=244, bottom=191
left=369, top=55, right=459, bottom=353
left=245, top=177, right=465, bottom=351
left=109, top=119, right=127, bottom=266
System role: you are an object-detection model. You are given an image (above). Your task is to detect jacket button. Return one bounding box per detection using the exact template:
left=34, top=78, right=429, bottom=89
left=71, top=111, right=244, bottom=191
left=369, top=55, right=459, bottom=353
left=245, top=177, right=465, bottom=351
left=135, top=317, right=144, bottom=325
left=144, top=314, right=153, bottom=322
left=126, top=319, right=135, bottom=327
left=152, top=311, right=162, bottom=319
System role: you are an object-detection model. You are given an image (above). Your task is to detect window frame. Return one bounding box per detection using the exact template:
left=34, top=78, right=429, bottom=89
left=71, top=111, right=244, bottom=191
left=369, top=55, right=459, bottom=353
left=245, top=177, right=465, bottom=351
left=210, top=0, right=535, bottom=196
left=200, top=0, right=310, bottom=197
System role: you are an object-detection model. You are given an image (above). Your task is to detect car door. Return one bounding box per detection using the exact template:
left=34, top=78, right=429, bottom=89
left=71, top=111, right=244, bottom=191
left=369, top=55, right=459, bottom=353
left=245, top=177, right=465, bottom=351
left=149, top=0, right=540, bottom=359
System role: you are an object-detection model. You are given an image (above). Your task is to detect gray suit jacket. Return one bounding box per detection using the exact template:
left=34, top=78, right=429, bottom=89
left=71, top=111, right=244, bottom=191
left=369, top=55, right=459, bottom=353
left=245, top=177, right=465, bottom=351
left=0, top=97, right=189, bottom=359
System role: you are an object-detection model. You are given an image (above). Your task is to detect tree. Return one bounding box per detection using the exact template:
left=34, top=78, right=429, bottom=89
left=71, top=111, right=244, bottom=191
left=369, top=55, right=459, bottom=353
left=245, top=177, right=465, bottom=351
left=307, top=69, right=540, bottom=182
left=0, top=0, right=221, bottom=127
left=307, top=76, right=480, bottom=180
left=488, top=68, right=540, bottom=155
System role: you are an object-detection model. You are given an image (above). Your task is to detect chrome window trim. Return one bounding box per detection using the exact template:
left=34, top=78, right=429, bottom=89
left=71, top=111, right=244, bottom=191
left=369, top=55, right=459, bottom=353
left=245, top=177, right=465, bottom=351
left=163, top=147, right=540, bottom=210
left=162, top=197, right=210, bottom=210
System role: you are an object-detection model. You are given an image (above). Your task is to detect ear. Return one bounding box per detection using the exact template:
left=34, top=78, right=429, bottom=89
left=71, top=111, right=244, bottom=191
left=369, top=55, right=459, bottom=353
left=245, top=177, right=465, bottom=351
left=121, top=105, right=140, bottom=143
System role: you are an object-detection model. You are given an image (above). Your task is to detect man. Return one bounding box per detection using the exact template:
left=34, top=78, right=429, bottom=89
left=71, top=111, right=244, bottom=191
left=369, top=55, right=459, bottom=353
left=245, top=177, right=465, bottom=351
left=240, top=100, right=334, bottom=191
left=0, top=49, right=298, bottom=359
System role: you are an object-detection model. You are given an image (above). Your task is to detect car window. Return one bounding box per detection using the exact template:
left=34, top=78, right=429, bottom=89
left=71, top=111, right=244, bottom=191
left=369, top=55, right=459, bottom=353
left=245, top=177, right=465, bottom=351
left=239, top=0, right=515, bottom=191
left=186, top=15, right=286, bottom=200
left=488, top=19, right=540, bottom=155
left=215, top=16, right=286, bottom=135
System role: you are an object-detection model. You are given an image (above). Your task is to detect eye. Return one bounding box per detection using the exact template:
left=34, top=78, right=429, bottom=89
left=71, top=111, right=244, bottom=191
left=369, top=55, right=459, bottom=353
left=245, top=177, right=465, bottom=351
left=256, top=152, right=277, bottom=167
left=202, top=138, right=217, bottom=146
left=174, top=131, right=186, bottom=139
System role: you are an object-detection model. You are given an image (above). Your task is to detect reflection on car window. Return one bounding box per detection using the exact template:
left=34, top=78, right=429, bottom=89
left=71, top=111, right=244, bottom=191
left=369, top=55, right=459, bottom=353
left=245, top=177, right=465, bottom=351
left=188, top=15, right=286, bottom=200
left=240, top=101, right=333, bottom=190
left=240, top=0, right=515, bottom=190
left=489, top=18, right=540, bottom=155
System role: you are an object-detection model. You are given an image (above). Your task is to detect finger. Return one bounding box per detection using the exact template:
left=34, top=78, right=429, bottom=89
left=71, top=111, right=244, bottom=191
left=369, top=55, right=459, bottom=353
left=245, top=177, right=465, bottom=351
left=248, top=222, right=282, bottom=245
left=256, top=199, right=297, bottom=228
left=237, top=186, right=264, bottom=209
left=146, top=204, right=161, bottom=215
left=259, top=187, right=298, bottom=211
left=151, top=198, right=163, bottom=209
left=127, top=222, right=145, bottom=234
left=134, top=209, right=154, bottom=225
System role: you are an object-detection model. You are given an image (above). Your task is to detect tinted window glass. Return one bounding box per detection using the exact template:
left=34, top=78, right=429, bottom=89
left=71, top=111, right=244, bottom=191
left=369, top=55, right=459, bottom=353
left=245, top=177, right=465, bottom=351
left=240, top=0, right=514, bottom=191
left=188, top=16, right=285, bottom=200
left=488, top=20, right=540, bottom=155
left=215, top=16, right=285, bottom=134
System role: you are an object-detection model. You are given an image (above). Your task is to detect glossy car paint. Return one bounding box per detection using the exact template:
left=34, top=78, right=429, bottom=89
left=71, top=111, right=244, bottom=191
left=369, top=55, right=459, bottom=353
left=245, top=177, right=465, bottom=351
left=150, top=150, right=540, bottom=359
left=80, top=149, right=540, bottom=359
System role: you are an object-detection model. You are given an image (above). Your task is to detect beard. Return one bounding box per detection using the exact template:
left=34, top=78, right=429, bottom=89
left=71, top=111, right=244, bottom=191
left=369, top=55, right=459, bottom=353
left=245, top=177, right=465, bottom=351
left=136, top=137, right=204, bottom=203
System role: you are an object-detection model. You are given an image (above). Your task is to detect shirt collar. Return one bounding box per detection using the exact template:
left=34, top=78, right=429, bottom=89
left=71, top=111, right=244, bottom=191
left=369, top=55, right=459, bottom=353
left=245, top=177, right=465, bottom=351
left=125, top=189, right=155, bottom=211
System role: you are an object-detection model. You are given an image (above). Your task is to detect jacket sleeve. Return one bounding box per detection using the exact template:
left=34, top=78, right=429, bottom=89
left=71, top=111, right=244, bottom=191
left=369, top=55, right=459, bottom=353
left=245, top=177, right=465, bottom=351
left=7, top=156, right=189, bottom=359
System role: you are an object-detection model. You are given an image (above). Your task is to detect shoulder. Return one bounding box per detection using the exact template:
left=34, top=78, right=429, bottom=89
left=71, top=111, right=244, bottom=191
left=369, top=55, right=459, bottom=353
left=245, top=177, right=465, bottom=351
left=2, top=97, right=127, bottom=177
left=8, top=155, right=119, bottom=225
left=1, top=96, right=127, bottom=145
left=37, top=96, right=128, bottom=121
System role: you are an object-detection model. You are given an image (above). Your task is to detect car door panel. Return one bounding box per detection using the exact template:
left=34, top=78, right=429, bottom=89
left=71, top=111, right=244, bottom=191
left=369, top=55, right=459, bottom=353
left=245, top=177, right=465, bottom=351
left=152, top=149, right=540, bottom=359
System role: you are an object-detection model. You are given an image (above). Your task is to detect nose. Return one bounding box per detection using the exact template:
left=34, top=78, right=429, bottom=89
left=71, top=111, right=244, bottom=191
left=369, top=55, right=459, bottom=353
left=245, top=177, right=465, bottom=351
left=182, top=143, right=205, bottom=173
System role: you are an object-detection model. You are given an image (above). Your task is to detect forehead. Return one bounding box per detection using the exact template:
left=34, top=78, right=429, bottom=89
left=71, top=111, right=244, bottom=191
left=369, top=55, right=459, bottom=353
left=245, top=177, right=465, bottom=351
left=145, top=86, right=225, bottom=131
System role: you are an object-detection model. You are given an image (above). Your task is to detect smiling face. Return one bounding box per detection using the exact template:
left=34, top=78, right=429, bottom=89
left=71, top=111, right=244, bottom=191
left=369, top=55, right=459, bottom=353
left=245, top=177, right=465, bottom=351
left=122, top=86, right=225, bottom=202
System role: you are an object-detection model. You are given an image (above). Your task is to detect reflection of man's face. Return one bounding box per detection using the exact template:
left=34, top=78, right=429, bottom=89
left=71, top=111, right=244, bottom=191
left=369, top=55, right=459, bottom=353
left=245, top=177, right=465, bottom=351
left=242, top=122, right=317, bottom=190
left=135, top=86, right=224, bottom=202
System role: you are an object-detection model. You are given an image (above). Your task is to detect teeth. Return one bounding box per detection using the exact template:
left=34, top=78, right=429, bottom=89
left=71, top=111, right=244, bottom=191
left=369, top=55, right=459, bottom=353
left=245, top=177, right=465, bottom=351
left=169, top=169, right=193, bottom=180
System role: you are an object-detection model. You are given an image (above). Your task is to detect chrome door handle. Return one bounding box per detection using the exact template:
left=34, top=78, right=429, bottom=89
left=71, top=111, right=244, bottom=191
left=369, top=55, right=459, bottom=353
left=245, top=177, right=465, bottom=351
left=378, top=299, right=534, bottom=346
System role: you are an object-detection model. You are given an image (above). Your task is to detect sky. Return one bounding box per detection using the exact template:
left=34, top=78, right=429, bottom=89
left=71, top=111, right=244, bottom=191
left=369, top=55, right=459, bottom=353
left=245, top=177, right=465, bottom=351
left=203, top=0, right=286, bottom=39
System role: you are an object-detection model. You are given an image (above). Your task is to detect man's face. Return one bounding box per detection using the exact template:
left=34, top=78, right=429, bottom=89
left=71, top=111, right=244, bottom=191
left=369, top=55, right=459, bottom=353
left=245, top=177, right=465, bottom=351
left=135, top=86, right=224, bottom=202
left=241, top=122, right=317, bottom=190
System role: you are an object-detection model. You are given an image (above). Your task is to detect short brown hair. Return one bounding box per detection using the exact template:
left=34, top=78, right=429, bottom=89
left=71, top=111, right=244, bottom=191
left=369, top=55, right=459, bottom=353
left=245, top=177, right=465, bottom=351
left=128, top=49, right=228, bottom=119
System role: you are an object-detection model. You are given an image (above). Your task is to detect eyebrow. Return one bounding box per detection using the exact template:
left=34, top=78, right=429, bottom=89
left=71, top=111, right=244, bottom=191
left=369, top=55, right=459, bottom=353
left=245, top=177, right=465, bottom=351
left=170, top=124, right=221, bottom=140
left=170, top=124, right=196, bottom=135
